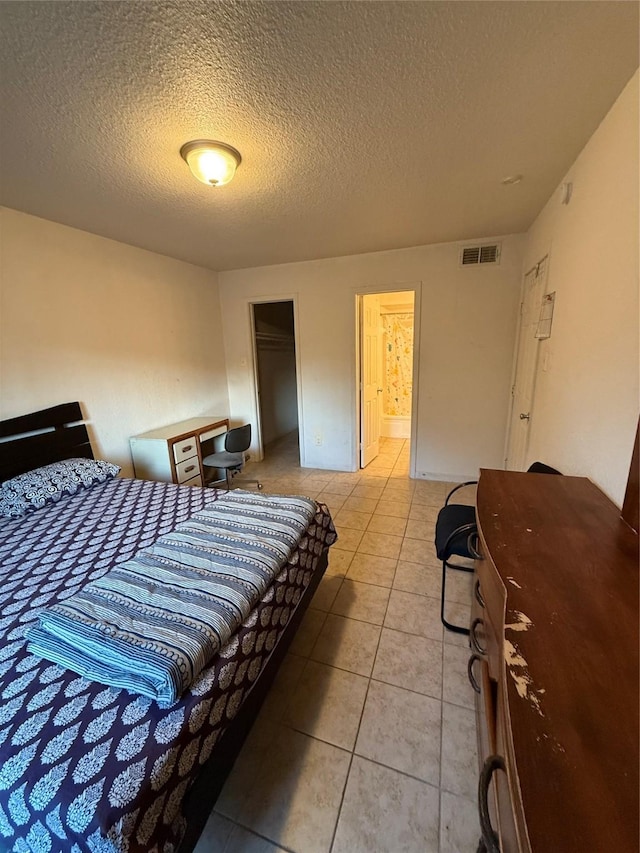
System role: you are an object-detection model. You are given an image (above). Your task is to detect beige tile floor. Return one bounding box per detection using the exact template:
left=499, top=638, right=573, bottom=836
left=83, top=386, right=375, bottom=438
left=195, top=435, right=480, bottom=853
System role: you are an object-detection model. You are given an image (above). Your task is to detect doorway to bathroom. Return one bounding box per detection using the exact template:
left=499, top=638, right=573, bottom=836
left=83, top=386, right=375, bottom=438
left=358, top=290, right=415, bottom=470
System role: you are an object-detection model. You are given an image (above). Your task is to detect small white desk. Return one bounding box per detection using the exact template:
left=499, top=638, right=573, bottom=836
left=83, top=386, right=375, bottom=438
left=129, top=416, right=229, bottom=486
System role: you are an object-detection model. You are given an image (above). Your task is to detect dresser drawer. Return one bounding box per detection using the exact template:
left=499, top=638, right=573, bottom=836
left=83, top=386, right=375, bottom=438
left=474, top=656, right=497, bottom=761
left=176, top=457, right=201, bottom=483
left=173, top=436, right=198, bottom=463
left=494, top=692, right=524, bottom=853
left=475, top=537, right=507, bottom=681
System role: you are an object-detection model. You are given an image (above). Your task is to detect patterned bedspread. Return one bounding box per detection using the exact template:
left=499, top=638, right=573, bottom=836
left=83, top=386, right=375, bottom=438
left=27, top=492, right=318, bottom=705
left=0, top=478, right=335, bottom=853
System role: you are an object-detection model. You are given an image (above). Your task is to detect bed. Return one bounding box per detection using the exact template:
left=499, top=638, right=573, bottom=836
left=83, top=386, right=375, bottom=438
left=0, top=402, right=336, bottom=853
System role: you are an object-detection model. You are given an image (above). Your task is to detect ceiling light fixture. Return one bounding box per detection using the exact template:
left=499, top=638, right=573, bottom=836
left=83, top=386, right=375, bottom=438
left=180, top=140, right=241, bottom=187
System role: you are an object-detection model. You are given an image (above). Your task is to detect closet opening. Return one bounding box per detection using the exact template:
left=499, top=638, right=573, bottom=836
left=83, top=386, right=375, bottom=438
left=251, top=300, right=300, bottom=465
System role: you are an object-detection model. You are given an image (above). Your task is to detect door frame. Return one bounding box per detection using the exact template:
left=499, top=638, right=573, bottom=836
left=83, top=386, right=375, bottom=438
left=360, top=293, right=383, bottom=468
left=503, top=255, right=549, bottom=469
left=247, top=295, right=305, bottom=466
left=354, top=282, right=422, bottom=475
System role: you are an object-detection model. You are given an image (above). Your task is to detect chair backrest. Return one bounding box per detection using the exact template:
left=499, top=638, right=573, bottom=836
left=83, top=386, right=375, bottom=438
left=527, top=461, right=562, bottom=475
left=224, top=424, right=251, bottom=454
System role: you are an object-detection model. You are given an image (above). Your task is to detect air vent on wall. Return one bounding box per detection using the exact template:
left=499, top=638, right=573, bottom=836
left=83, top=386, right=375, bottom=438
left=460, top=243, right=501, bottom=266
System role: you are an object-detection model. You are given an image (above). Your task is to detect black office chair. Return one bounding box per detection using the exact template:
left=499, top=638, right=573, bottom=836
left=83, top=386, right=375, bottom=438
left=435, top=462, right=562, bottom=635
left=202, top=424, right=262, bottom=492
left=527, top=461, right=562, bottom=475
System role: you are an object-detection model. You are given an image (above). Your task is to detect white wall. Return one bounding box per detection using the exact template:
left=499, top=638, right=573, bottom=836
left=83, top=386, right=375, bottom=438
left=522, top=71, right=639, bottom=505
left=218, top=235, right=524, bottom=480
left=0, top=208, right=229, bottom=476
left=257, top=346, right=299, bottom=445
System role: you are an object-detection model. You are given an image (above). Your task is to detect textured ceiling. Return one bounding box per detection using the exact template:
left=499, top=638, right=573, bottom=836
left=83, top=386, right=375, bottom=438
left=0, top=1, right=638, bottom=271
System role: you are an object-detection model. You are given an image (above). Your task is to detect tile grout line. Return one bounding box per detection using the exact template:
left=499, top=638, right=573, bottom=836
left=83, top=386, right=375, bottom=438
left=222, top=818, right=298, bottom=853
left=309, top=587, right=474, bottom=709
left=218, top=437, right=475, bottom=853
left=408, top=481, right=443, bottom=850
left=327, top=530, right=398, bottom=853
left=438, top=600, right=447, bottom=852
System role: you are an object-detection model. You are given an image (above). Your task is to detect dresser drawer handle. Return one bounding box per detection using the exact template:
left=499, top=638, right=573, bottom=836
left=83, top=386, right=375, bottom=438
left=467, top=532, right=484, bottom=560
left=184, top=465, right=196, bottom=474
left=181, top=445, right=194, bottom=454
left=474, top=579, right=485, bottom=608
left=470, top=617, right=487, bottom=655
left=478, top=755, right=506, bottom=853
left=468, top=653, right=483, bottom=693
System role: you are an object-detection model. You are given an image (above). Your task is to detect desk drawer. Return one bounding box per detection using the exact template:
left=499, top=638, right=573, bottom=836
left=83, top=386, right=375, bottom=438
left=173, top=436, right=198, bottom=463
left=182, top=473, right=203, bottom=488
left=176, top=457, right=201, bottom=484
left=200, top=425, right=227, bottom=443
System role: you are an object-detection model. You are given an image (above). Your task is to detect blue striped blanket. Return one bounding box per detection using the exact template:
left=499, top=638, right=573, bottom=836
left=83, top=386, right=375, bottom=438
left=26, top=490, right=317, bottom=706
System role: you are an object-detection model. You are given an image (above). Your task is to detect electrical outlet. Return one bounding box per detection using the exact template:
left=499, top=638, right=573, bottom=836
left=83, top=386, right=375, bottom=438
left=314, top=433, right=323, bottom=446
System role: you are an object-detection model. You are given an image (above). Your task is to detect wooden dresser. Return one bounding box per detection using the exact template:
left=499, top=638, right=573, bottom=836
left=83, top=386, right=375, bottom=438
left=472, top=469, right=639, bottom=853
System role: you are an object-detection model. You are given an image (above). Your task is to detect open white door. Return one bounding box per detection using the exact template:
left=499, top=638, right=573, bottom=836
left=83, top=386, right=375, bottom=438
left=360, top=294, right=382, bottom=467
left=505, top=257, right=548, bottom=470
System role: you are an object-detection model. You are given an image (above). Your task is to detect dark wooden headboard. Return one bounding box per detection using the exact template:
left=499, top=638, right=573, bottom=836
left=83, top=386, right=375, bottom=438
left=0, top=402, right=94, bottom=482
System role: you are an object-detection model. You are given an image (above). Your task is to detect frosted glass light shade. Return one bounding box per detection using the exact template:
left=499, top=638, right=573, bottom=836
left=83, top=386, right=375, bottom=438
left=180, top=140, right=241, bottom=186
